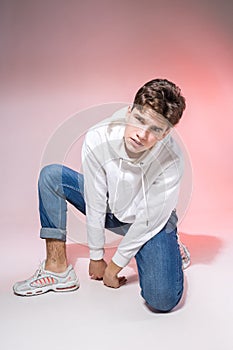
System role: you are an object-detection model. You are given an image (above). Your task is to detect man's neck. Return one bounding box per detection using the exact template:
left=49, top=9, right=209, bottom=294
left=123, top=137, right=146, bottom=159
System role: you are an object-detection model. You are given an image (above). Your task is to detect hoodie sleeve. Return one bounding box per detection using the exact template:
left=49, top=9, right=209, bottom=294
left=112, top=159, right=183, bottom=267
left=81, top=133, right=108, bottom=261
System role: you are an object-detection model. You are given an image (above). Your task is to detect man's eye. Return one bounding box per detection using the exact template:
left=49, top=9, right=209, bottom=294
left=151, top=127, right=162, bottom=133
left=135, top=116, right=144, bottom=123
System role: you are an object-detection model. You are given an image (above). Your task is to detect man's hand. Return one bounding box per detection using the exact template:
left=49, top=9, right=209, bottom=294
left=103, top=260, right=127, bottom=288
left=89, top=259, right=107, bottom=280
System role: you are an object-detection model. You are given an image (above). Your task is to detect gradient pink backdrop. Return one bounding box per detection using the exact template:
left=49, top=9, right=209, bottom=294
left=1, top=0, right=232, bottom=238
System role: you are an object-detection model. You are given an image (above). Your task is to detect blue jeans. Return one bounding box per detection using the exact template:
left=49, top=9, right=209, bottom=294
left=38, top=164, right=183, bottom=312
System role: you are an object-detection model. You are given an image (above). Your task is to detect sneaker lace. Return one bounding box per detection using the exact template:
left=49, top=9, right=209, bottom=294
left=33, top=261, right=45, bottom=279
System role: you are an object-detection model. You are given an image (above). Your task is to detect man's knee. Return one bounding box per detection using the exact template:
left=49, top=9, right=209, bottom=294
left=38, top=164, right=63, bottom=189
left=141, top=285, right=183, bottom=312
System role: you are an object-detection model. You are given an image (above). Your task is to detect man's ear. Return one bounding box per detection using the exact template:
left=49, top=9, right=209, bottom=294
left=160, top=127, right=172, bottom=140
left=126, top=105, right=132, bottom=120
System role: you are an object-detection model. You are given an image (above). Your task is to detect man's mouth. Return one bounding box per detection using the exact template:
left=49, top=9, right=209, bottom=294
left=131, top=138, right=143, bottom=146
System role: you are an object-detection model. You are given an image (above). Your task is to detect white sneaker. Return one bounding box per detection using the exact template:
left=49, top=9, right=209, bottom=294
left=179, top=241, right=191, bottom=269
left=13, top=261, right=79, bottom=296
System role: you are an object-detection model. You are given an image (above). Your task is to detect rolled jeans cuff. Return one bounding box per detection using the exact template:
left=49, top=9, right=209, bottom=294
left=40, top=228, right=67, bottom=242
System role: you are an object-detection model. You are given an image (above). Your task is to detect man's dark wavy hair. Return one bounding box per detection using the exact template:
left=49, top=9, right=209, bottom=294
left=132, top=78, right=186, bottom=126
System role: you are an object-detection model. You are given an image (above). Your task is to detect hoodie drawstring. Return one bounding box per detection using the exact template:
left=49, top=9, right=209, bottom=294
left=139, top=163, right=149, bottom=226
left=112, top=158, right=123, bottom=216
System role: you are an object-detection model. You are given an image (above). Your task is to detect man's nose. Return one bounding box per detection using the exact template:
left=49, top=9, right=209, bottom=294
left=136, top=126, right=149, bottom=139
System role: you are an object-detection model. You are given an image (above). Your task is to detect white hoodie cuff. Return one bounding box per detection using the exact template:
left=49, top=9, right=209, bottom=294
left=90, top=248, right=105, bottom=261
left=112, top=250, right=130, bottom=268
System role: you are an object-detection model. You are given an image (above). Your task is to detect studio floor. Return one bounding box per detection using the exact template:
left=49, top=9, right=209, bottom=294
left=1, top=221, right=232, bottom=350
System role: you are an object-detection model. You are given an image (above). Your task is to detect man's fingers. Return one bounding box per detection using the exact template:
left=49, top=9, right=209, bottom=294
left=91, top=274, right=103, bottom=280
left=118, top=276, right=127, bottom=286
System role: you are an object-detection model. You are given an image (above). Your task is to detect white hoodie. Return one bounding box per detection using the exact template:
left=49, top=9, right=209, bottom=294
left=81, top=107, right=184, bottom=267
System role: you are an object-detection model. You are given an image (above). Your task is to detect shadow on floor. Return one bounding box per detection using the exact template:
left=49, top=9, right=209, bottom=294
left=178, top=232, right=223, bottom=266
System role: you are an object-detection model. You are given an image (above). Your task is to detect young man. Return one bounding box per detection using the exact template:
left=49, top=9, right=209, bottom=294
left=13, top=78, right=190, bottom=312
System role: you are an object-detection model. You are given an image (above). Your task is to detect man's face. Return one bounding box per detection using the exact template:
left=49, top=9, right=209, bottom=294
left=124, top=106, right=171, bottom=158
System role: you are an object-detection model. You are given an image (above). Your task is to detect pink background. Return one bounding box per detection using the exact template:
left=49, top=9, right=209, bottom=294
left=1, top=0, right=232, bottom=241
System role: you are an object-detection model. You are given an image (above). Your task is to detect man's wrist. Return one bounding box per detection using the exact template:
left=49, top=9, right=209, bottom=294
left=105, top=260, right=122, bottom=277
left=90, top=258, right=104, bottom=262
left=89, top=248, right=105, bottom=261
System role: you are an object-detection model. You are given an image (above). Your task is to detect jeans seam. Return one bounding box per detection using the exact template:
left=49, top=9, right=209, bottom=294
left=62, top=183, right=84, bottom=196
